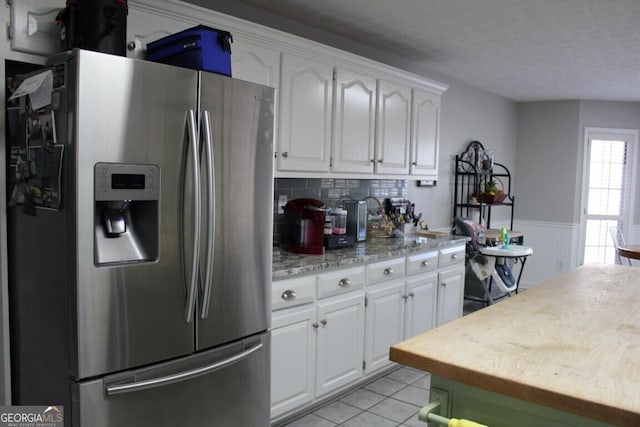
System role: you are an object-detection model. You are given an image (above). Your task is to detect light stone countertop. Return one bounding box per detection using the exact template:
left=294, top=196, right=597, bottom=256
left=272, top=234, right=469, bottom=280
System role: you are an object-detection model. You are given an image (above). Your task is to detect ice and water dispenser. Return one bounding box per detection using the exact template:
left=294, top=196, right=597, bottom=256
left=94, top=163, right=159, bottom=266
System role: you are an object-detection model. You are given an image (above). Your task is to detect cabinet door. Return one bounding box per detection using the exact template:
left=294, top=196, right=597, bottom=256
left=316, top=293, right=365, bottom=397
left=271, top=306, right=317, bottom=419
left=364, top=280, right=405, bottom=375
left=411, top=88, right=440, bottom=176
left=231, top=37, right=280, bottom=89
left=437, top=266, right=465, bottom=326
left=126, top=6, right=194, bottom=59
left=405, top=273, right=437, bottom=339
left=376, top=80, right=411, bottom=174
left=332, top=69, right=376, bottom=173
left=278, top=53, right=333, bottom=172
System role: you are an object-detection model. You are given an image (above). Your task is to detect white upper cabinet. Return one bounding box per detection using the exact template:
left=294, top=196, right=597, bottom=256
left=124, top=1, right=447, bottom=179
left=278, top=53, right=334, bottom=172
left=231, top=37, right=280, bottom=89
left=376, top=80, right=412, bottom=175
left=126, top=7, right=194, bottom=59
left=332, top=69, right=377, bottom=173
left=411, top=88, right=440, bottom=177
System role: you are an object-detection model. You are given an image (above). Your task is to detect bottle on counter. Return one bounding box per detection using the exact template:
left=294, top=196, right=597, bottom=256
left=324, top=216, right=333, bottom=235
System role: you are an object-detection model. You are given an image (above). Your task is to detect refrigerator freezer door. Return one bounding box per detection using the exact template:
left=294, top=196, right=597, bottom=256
left=74, top=332, right=270, bottom=427
left=73, top=50, right=199, bottom=378
left=196, top=75, right=275, bottom=350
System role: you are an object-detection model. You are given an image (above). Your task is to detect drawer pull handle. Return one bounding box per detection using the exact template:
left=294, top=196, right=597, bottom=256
left=383, top=267, right=394, bottom=275
left=281, top=290, right=297, bottom=301
left=338, top=278, right=351, bottom=287
left=451, top=253, right=459, bottom=260
left=320, top=319, right=327, bottom=326
left=420, top=260, right=429, bottom=267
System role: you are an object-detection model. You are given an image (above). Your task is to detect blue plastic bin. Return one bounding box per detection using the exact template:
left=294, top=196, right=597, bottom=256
left=146, top=25, right=232, bottom=76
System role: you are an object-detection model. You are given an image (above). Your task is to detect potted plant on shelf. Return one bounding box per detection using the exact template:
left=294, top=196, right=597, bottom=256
left=479, top=179, right=507, bottom=204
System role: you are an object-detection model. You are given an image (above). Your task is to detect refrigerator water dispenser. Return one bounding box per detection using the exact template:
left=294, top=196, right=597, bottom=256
left=94, top=163, right=160, bottom=266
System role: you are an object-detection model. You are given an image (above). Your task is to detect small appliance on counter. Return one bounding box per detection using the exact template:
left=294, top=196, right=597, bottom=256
left=324, top=206, right=355, bottom=250
left=284, top=198, right=327, bottom=254
left=324, top=233, right=355, bottom=250
left=344, top=200, right=367, bottom=242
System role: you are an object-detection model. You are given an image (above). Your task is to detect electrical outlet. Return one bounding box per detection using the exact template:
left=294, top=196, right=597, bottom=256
left=277, top=195, right=287, bottom=214
left=430, top=388, right=449, bottom=417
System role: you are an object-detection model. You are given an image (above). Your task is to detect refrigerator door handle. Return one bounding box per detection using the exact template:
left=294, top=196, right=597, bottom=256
left=200, top=110, right=215, bottom=319
left=104, top=342, right=263, bottom=396
left=185, top=109, right=201, bottom=324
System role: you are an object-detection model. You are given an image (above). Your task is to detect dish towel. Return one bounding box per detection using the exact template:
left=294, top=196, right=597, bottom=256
left=448, top=418, right=488, bottom=427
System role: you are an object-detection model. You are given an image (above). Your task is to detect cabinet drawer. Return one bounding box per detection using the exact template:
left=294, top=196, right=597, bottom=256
left=317, top=266, right=365, bottom=299
left=438, top=245, right=466, bottom=268
left=366, top=257, right=405, bottom=285
left=272, top=276, right=316, bottom=311
left=406, top=250, right=438, bottom=276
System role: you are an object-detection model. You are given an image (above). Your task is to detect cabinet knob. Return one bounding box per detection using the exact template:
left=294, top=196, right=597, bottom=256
left=127, top=41, right=136, bottom=51
left=338, top=278, right=351, bottom=287
left=320, top=319, right=327, bottom=325
left=282, top=151, right=289, bottom=158
left=409, top=292, right=415, bottom=298
left=451, top=254, right=459, bottom=260
left=281, top=289, right=297, bottom=301
left=402, top=294, right=408, bottom=300
left=412, top=161, right=417, bottom=166
left=383, top=267, right=394, bottom=275
left=312, top=323, right=319, bottom=329
left=420, top=260, right=429, bottom=267
left=441, top=282, right=447, bottom=287
left=370, top=159, right=375, bottom=164
left=378, top=159, right=383, bottom=163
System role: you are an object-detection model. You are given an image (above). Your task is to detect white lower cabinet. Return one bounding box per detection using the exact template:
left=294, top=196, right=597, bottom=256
left=436, top=265, right=465, bottom=326
left=315, top=293, right=366, bottom=397
left=404, top=272, right=437, bottom=338
left=364, top=279, right=406, bottom=375
left=271, top=305, right=316, bottom=419
left=271, top=245, right=465, bottom=422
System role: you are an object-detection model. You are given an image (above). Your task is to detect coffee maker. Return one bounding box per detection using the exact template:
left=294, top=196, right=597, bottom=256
left=283, top=198, right=327, bottom=254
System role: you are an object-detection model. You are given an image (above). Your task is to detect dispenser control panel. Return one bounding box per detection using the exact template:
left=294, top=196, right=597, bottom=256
left=94, top=163, right=160, bottom=201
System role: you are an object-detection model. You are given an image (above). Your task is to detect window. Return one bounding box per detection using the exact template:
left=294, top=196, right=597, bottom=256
left=581, top=128, right=637, bottom=264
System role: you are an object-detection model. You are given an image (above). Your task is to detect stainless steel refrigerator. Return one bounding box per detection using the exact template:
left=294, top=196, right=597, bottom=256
left=7, top=49, right=274, bottom=426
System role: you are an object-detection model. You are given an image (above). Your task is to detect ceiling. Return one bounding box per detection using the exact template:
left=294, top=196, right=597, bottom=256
left=187, top=0, right=640, bottom=102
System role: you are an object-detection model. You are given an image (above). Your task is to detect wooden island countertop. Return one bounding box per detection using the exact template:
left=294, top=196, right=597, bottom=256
left=390, top=264, right=640, bottom=426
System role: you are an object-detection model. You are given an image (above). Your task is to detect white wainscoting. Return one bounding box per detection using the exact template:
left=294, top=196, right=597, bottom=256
left=513, top=220, right=581, bottom=289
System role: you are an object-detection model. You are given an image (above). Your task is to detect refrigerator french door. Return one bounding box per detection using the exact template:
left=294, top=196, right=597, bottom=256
left=8, top=49, right=274, bottom=426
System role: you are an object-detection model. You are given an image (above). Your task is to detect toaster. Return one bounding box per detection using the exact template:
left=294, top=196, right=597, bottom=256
left=344, top=200, right=367, bottom=242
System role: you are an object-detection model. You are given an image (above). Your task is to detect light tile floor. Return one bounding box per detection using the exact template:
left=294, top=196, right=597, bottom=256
left=280, top=366, right=431, bottom=427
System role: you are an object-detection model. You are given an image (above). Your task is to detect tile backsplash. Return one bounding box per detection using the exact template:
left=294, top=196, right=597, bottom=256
left=273, top=178, right=408, bottom=247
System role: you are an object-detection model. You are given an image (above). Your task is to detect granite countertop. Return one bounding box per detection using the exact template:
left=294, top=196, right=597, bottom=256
left=273, top=234, right=468, bottom=279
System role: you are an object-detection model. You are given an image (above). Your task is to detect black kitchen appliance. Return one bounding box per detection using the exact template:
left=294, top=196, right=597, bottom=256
left=344, top=200, right=368, bottom=242
left=284, top=198, right=327, bottom=254
left=324, top=234, right=355, bottom=250
left=57, top=0, right=128, bottom=56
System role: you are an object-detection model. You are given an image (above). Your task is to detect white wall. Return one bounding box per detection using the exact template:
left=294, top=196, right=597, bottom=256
left=407, top=76, right=517, bottom=231
left=515, top=100, right=640, bottom=287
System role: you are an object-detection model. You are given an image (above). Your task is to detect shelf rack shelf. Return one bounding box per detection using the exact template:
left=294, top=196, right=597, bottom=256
left=453, top=140, right=514, bottom=230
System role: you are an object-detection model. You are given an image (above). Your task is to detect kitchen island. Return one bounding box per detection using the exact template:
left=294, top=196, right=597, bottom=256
left=390, top=264, right=640, bottom=427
